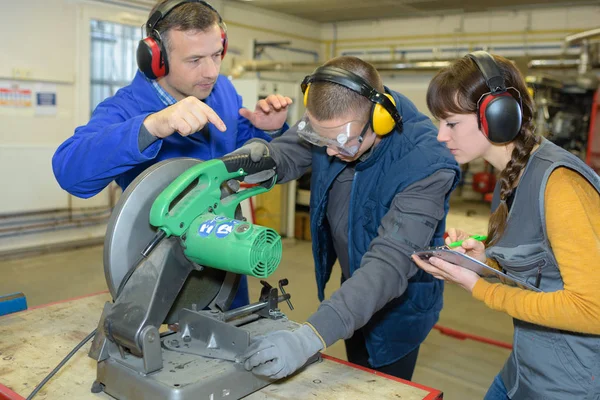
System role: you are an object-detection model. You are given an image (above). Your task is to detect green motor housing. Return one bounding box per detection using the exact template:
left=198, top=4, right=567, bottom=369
left=183, top=214, right=282, bottom=279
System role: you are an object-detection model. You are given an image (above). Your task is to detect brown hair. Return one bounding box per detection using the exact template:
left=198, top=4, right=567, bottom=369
left=148, top=0, right=220, bottom=52
left=426, top=54, right=539, bottom=246
left=306, top=56, right=384, bottom=121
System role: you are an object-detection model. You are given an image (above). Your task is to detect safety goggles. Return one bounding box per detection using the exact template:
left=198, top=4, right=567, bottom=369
left=291, top=114, right=370, bottom=157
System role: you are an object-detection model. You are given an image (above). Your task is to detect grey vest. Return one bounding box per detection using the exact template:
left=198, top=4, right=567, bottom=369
left=487, top=138, right=600, bottom=400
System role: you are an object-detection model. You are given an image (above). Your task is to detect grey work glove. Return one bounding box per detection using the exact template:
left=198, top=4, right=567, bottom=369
left=229, top=141, right=276, bottom=184
left=236, top=324, right=324, bottom=379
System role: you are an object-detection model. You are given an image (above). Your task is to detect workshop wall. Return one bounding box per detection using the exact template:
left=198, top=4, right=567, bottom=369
left=0, top=0, right=79, bottom=214
left=0, top=0, right=320, bottom=254
left=2, top=0, right=597, bottom=254
left=320, top=5, right=600, bottom=115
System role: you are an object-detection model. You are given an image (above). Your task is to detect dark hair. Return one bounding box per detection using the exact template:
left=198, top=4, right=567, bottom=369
left=148, top=0, right=220, bottom=52
left=426, top=54, right=539, bottom=246
left=306, top=56, right=383, bottom=121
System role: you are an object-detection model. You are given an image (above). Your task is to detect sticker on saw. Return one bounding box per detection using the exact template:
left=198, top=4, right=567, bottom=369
left=197, top=217, right=241, bottom=238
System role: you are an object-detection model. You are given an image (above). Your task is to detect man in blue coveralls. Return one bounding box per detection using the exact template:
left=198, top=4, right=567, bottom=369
left=52, top=0, right=292, bottom=308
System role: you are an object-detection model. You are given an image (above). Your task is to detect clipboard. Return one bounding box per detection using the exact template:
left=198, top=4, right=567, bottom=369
left=413, top=247, right=542, bottom=292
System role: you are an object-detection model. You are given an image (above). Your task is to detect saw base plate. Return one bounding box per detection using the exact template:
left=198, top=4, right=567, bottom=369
left=94, top=318, right=320, bottom=400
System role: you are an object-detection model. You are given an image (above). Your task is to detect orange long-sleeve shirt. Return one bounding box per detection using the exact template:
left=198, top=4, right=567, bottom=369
left=473, top=167, right=600, bottom=335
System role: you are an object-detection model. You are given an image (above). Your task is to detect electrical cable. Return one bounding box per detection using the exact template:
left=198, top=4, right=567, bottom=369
left=25, top=329, right=97, bottom=400
left=25, top=230, right=166, bottom=399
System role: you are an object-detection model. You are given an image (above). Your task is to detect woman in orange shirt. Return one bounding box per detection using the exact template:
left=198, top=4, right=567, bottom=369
left=412, top=51, right=600, bottom=399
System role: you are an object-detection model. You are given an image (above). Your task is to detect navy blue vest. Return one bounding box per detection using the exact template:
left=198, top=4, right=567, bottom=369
left=309, top=89, right=460, bottom=367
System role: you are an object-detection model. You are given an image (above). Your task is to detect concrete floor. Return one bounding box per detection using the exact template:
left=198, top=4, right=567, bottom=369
left=0, top=199, right=513, bottom=399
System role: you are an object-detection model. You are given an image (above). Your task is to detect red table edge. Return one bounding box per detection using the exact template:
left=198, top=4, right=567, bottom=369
left=22, top=290, right=110, bottom=312
left=0, top=384, right=23, bottom=400
left=0, top=292, right=113, bottom=400
left=321, top=354, right=442, bottom=399
left=4, top=291, right=523, bottom=400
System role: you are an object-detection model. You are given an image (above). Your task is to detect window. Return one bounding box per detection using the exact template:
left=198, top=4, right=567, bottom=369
left=90, top=20, right=139, bottom=115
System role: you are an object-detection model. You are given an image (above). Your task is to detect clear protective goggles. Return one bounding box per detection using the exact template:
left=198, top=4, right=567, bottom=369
left=290, top=114, right=370, bottom=157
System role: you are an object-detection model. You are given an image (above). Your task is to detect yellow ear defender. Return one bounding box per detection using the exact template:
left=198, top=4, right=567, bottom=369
left=300, top=66, right=402, bottom=136
left=371, top=93, right=397, bottom=135
left=303, top=83, right=310, bottom=107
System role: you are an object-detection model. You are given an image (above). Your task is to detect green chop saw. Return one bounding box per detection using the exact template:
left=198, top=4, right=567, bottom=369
left=88, top=154, right=317, bottom=400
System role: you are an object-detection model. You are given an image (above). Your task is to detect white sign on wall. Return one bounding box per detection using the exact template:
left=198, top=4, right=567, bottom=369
left=0, top=81, right=57, bottom=116
left=34, top=83, right=57, bottom=116
left=0, top=80, right=33, bottom=115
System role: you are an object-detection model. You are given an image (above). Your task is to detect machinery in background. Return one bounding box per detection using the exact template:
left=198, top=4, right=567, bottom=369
left=524, top=27, right=600, bottom=170
left=455, top=158, right=496, bottom=202
left=585, top=89, right=600, bottom=173
left=89, top=155, right=317, bottom=400
left=461, top=72, right=599, bottom=204
left=472, top=168, right=496, bottom=198
left=527, top=74, right=597, bottom=162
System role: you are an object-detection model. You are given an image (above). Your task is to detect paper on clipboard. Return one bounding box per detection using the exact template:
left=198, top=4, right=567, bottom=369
left=413, top=248, right=542, bottom=292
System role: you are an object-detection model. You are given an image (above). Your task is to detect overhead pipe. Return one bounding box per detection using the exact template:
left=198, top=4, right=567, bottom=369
left=527, top=58, right=581, bottom=69
left=371, top=61, right=452, bottom=71
left=230, top=56, right=588, bottom=78
left=229, top=60, right=320, bottom=78
left=228, top=59, right=455, bottom=78
left=561, top=27, right=600, bottom=74
left=230, top=39, right=590, bottom=78
left=565, top=27, right=600, bottom=45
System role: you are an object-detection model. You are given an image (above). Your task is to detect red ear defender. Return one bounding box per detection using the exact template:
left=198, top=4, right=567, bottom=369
left=137, top=36, right=168, bottom=80
left=220, top=25, right=228, bottom=59
left=478, top=92, right=512, bottom=138
left=147, top=37, right=167, bottom=79
left=468, top=51, right=522, bottom=144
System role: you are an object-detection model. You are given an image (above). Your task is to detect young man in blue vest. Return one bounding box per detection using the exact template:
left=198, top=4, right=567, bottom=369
left=234, top=56, right=460, bottom=380
left=51, top=0, right=292, bottom=308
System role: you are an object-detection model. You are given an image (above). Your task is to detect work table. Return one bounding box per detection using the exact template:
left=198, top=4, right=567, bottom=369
left=0, top=292, right=442, bottom=400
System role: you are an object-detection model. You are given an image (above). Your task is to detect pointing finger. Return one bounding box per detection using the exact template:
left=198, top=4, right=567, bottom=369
left=195, top=101, right=226, bottom=132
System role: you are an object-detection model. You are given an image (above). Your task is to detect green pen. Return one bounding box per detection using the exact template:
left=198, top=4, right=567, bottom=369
left=447, top=235, right=488, bottom=248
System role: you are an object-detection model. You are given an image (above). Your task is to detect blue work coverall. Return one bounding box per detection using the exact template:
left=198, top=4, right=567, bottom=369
left=53, top=71, right=276, bottom=308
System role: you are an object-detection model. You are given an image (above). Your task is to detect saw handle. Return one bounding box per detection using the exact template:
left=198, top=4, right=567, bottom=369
left=220, top=153, right=276, bottom=178
left=149, top=159, right=275, bottom=237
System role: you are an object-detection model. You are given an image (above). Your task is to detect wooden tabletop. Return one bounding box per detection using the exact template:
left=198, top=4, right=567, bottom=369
left=0, top=292, right=442, bottom=400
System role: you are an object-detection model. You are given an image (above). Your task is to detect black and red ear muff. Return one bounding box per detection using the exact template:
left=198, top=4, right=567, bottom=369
left=220, top=23, right=228, bottom=59
left=467, top=51, right=523, bottom=144
left=137, top=36, right=169, bottom=80
left=477, top=91, right=522, bottom=144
